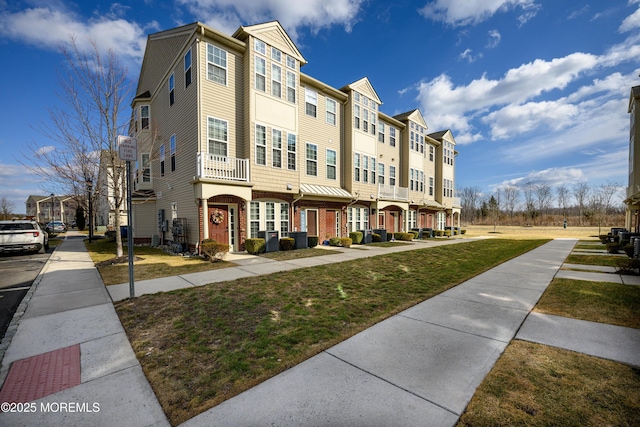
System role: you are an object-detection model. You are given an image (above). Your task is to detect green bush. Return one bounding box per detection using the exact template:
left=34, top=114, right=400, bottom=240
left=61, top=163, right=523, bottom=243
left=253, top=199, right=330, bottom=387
left=340, top=237, right=352, bottom=248
left=105, top=230, right=117, bottom=240
left=245, top=238, right=266, bottom=254
left=201, top=239, right=230, bottom=261
left=408, top=230, right=418, bottom=239
left=308, top=235, right=319, bottom=247
left=616, top=257, right=640, bottom=274
left=372, top=233, right=381, bottom=242
left=606, top=242, right=620, bottom=254
left=444, top=229, right=452, bottom=237
left=461, top=229, right=467, bottom=235
left=393, top=232, right=413, bottom=241
left=349, top=231, right=363, bottom=244
left=435, top=229, right=445, bottom=237
left=279, top=237, right=295, bottom=251
left=599, top=234, right=611, bottom=244
left=623, top=243, right=634, bottom=258
left=329, top=237, right=341, bottom=246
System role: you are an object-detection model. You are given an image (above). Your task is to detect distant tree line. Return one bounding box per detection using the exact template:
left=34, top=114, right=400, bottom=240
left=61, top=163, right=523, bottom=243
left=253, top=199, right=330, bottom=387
left=460, top=182, right=624, bottom=229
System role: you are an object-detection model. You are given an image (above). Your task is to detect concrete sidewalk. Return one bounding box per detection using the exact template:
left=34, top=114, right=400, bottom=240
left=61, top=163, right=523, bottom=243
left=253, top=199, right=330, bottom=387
left=1, top=234, right=639, bottom=427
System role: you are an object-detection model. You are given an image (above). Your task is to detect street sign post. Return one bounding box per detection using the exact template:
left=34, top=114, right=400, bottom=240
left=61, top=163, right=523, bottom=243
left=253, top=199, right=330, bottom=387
left=117, top=135, right=137, bottom=299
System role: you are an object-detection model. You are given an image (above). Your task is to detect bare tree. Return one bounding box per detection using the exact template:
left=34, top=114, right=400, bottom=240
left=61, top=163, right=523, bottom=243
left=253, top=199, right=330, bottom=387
left=1, top=197, right=15, bottom=220
left=523, top=185, right=537, bottom=225
left=534, top=184, right=553, bottom=220
left=502, top=186, right=520, bottom=218
left=556, top=184, right=571, bottom=219
left=460, top=186, right=483, bottom=223
left=599, top=181, right=622, bottom=225
left=22, top=37, right=130, bottom=257
left=572, top=182, right=590, bottom=226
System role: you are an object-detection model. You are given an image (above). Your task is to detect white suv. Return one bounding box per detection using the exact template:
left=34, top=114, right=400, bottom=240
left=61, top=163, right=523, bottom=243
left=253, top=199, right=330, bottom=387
left=0, top=220, right=50, bottom=254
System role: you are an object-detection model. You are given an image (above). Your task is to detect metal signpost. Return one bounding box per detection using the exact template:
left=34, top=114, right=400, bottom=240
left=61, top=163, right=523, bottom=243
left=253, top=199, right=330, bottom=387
left=117, top=135, right=137, bottom=299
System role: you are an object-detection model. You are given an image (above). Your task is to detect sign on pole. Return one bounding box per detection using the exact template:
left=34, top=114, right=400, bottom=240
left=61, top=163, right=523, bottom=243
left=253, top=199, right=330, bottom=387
left=117, top=136, right=138, bottom=161
left=117, top=135, right=137, bottom=298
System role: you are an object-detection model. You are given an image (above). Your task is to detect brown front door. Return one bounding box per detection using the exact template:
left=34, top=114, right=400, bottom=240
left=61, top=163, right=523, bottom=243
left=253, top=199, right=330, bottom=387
left=208, top=205, right=229, bottom=244
left=325, top=210, right=337, bottom=238
left=306, top=210, right=318, bottom=236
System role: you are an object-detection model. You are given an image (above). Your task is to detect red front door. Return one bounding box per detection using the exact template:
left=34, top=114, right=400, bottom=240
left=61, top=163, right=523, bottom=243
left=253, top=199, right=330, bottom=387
left=325, top=210, right=337, bottom=238
left=208, top=205, right=229, bottom=244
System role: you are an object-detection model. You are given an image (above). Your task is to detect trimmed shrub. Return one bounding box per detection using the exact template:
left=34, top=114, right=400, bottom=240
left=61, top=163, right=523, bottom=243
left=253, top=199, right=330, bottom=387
left=349, top=231, right=363, bottom=244
left=461, top=229, right=467, bottom=235
left=393, top=232, right=413, bottom=241
left=435, top=229, right=445, bottom=237
left=308, top=235, right=319, bottom=247
left=201, top=239, right=230, bottom=261
left=623, top=243, right=634, bottom=258
left=599, top=234, right=611, bottom=244
left=616, top=257, right=640, bottom=275
left=329, top=237, right=341, bottom=246
left=606, top=242, right=620, bottom=254
left=372, top=233, right=381, bottom=242
left=279, top=237, right=295, bottom=251
left=408, top=230, right=419, bottom=240
left=245, top=238, right=266, bottom=254
left=444, top=229, right=452, bottom=237
left=340, top=237, right=352, bottom=248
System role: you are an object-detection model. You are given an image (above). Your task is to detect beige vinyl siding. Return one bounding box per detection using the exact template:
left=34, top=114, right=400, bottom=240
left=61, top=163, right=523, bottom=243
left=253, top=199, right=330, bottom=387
left=132, top=202, right=157, bottom=238
left=342, top=94, right=355, bottom=192
left=299, top=84, right=342, bottom=187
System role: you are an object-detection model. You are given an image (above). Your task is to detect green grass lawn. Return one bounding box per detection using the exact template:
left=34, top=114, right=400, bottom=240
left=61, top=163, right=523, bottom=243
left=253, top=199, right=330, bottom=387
left=116, top=238, right=546, bottom=425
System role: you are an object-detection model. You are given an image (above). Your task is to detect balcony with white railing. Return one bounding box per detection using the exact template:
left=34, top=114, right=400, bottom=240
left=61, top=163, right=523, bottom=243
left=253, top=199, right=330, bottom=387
left=197, top=153, right=250, bottom=182
left=378, top=184, right=408, bottom=201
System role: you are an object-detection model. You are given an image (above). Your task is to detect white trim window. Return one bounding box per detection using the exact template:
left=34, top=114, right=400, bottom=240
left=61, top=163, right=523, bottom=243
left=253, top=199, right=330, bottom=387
left=371, top=112, right=376, bottom=135
left=184, top=49, right=192, bottom=88
left=347, top=207, right=369, bottom=232
left=250, top=202, right=260, bottom=238
left=408, top=210, right=417, bottom=229
left=207, top=44, right=227, bottom=85
left=363, top=155, right=369, bottom=183
left=160, top=144, right=165, bottom=177
left=287, top=133, right=296, bottom=170
left=141, top=153, right=150, bottom=182
left=354, top=153, right=361, bottom=182
left=170, top=134, right=176, bottom=172
left=280, top=203, right=289, bottom=233
left=271, top=63, right=282, bottom=98
left=429, top=176, right=434, bottom=196
left=390, top=127, right=396, bottom=147
left=306, top=143, right=318, bottom=176
left=389, top=165, right=396, bottom=186
left=255, top=124, right=267, bottom=165
left=378, top=162, right=385, bottom=185
left=354, top=105, right=360, bottom=129
left=429, top=145, right=434, bottom=161
left=378, top=122, right=385, bottom=143
left=272, top=47, right=282, bottom=62
left=370, top=158, right=376, bottom=185
left=254, top=39, right=266, bottom=55
left=326, top=149, right=336, bottom=180
left=305, top=87, right=317, bottom=117
left=272, top=129, right=282, bottom=168
left=141, top=105, right=149, bottom=130
left=266, top=202, right=275, bottom=231
left=286, top=70, right=296, bottom=103
left=208, top=117, right=228, bottom=156
left=255, top=55, right=266, bottom=92
left=326, top=98, right=337, bottom=125
left=169, top=74, right=175, bottom=106
left=419, top=171, right=424, bottom=192
left=363, top=108, right=369, bottom=133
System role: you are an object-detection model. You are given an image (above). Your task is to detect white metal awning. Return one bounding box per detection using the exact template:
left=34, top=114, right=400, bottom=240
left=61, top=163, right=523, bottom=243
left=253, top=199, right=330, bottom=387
left=300, top=184, right=353, bottom=199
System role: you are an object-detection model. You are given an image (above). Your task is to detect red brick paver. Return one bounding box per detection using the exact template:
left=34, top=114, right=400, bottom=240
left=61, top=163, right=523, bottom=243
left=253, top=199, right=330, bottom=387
left=0, top=345, right=81, bottom=405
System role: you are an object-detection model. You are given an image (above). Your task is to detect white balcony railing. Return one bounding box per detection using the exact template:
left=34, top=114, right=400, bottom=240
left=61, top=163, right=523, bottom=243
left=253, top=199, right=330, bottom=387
left=378, top=184, right=408, bottom=201
left=197, top=153, right=250, bottom=182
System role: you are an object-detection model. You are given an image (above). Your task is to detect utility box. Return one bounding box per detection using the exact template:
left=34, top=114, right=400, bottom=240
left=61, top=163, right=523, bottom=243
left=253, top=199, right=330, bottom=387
left=258, top=230, right=279, bottom=252
left=287, top=231, right=308, bottom=249
left=359, top=229, right=373, bottom=244
left=373, top=229, right=387, bottom=242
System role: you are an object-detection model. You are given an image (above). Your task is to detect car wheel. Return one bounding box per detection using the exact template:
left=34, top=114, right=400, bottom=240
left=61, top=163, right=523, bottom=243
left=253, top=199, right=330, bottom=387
left=38, top=246, right=46, bottom=254
left=44, top=241, right=50, bottom=250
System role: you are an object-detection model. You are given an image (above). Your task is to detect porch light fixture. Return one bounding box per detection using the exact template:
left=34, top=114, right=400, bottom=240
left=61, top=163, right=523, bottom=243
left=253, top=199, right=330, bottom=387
left=286, top=183, right=293, bottom=190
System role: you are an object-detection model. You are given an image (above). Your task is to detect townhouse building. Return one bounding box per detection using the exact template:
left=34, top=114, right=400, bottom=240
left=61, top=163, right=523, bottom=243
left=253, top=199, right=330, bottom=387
left=130, top=21, right=460, bottom=252
left=25, top=195, right=79, bottom=224
left=625, top=85, right=640, bottom=232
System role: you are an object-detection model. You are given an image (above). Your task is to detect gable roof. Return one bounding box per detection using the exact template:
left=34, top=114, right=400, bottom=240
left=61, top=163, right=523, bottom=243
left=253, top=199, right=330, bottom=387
left=341, top=77, right=382, bottom=105
left=393, top=109, right=428, bottom=129
left=233, top=21, right=306, bottom=66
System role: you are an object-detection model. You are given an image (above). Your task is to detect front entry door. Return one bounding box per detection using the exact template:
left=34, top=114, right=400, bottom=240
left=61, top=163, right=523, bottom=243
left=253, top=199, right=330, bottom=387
left=208, top=204, right=229, bottom=244
left=325, top=210, right=337, bottom=238
left=306, top=210, right=318, bottom=236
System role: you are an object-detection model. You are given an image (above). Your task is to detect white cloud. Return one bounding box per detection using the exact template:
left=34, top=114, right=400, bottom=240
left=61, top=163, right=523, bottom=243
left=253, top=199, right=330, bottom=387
left=419, top=0, right=540, bottom=27
left=36, top=146, right=56, bottom=156
left=0, top=7, right=148, bottom=65
left=176, top=0, right=365, bottom=40
left=459, top=48, right=482, bottom=63
left=486, top=30, right=501, bottom=48
left=497, top=167, right=586, bottom=189
left=620, top=4, right=640, bottom=32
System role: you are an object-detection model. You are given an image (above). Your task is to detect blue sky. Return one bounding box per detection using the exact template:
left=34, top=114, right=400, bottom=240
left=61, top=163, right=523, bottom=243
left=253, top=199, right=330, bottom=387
left=1, top=0, right=639, bottom=214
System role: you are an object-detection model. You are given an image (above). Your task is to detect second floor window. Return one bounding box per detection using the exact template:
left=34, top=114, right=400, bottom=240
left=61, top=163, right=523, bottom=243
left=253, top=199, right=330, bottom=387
left=255, top=124, right=266, bottom=165
left=170, top=135, right=176, bottom=172
left=378, top=122, right=385, bottom=143
left=305, top=88, right=317, bottom=117
left=287, top=134, right=297, bottom=170
left=272, top=129, right=282, bottom=168
left=141, top=105, right=149, bottom=129
left=286, top=71, right=296, bottom=103
left=390, top=127, right=396, bottom=147
left=389, top=165, right=396, bottom=186
left=378, top=162, right=385, bottom=185
left=272, top=64, right=282, bottom=98
left=429, top=176, right=434, bottom=196
left=326, top=149, right=336, bottom=180
left=255, top=56, right=266, bottom=92
left=207, top=44, right=227, bottom=85
left=208, top=117, right=228, bottom=156
left=306, top=143, right=317, bottom=176
left=326, top=98, right=336, bottom=125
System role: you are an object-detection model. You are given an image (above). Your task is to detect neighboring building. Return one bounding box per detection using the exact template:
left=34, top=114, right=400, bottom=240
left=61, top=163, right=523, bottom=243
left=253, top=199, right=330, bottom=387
left=130, top=21, right=460, bottom=252
left=96, top=150, right=128, bottom=229
left=625, top=85, right=640, bottom=232
left=25, top=195, right=79, bottom=224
